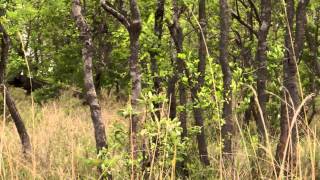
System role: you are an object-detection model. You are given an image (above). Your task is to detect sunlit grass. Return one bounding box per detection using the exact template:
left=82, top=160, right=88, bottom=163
left=0, top=88, right=319, bottom=179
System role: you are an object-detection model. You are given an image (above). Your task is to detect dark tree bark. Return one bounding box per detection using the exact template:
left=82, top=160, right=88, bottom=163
left=5, top=89, right=32, bottom=154
left=305, top=18, right=320, bottom=125
left=255, top=0, right=271, bottom=141
left=276, top=0, right=310, bottom=173
left=189, top=0, right=210, bottom=166
left=219, top=0, right=234, bottom=156
left=0, top=23, right=31, bottom=155
left=166, top=0, right=191, bottom=176
left=305, top=20, right=319, bottom=124
left=233, top=8, right=254, bottom=127
left=167, top=73, right=177, bottom=120
left=167, top=0, right=188, bottom=142
left=101, top=0, right=142, bottom=178
left=149, top=0, right=165, bottom=121
left=92, top=16, right=112, bottom=96
left=72, top=0, right=108, bottom=154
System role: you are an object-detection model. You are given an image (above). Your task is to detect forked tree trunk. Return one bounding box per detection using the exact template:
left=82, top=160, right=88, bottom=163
left=101, top=0, right=142, bottom=178
left=219, top=0, right=234, bottom=157
left=0, top=23, right=31, bottom=155
left=72, top=0, right=107, bottom=154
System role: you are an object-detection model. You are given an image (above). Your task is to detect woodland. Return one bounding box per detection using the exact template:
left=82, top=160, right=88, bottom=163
left=0, top=0, right=319, bottom=179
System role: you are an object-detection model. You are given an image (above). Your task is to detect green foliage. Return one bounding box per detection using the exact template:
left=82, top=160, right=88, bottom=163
left=1, top=0, right=320, bottom=179
left=33, top=83, right=63, bottom=104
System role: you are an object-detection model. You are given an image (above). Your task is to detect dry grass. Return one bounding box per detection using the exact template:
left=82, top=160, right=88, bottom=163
left=0, top=88, right=124, bottom=179
left=0, top=88, right=319, bottom=179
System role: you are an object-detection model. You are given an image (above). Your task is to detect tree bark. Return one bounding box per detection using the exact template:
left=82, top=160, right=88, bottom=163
left=276, top=0, right=309, bottom=173
left=149, top=0, right=165, bottom=121
left=189, top=0, right=210, bottom=166
left=72, top=0, right=107, bottom=154
left=255, top=0, right=271, bottom=141
left=166, top=0, right=191, bottom=176
left=101, top=0, right=142, bottom=178
left=0, top=23, right=31, bottom=155
left=167, top=0, right=188, bottom=142
left=219, top=0, right=234, bottom=157
left=5, top=89, right=32, bottom=154
left=167, top=74, right=177, bottom=120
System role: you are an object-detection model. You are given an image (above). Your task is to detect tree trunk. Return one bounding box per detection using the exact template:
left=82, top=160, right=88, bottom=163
left=189, top=0, right=210, bottom=166
left=0, top=23, right=31, bottom=155
left=101, top=0, right=142, bottom=178
left=255, top=0, right=271, bottom=141
left=5, top=89, right=32, bottom=154
left=167, top=0, right=188, bottom=142
left=167, top=74, right=177, bottom=120
left=149, top=0, right=165, bottom=121
left=219, top=0, right=234, bottom=157
left=128, top=27, right=142, bottom=180
left=276, top=0, right=309, bottom=173
left=72, top=0, right=107, bottom=154
left=128, top=2, right=142, bottom=179
left=166, top=0, right=190, bottom=176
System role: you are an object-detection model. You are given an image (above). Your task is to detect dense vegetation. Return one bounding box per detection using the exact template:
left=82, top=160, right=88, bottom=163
left=0, top=0, right=319, bottom=179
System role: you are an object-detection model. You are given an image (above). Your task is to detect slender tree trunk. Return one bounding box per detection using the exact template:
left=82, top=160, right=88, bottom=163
left=5, top=89, right=32, bottom=154
left=219, top=0, right=234, bottom=157
left=305, top=18, right=320, bottom=125
left=150, top=0, right=165, bottom=121
left=235, top=9, right=254, bottom=127
left=276, top=0, right=309, bottom=173
left=128, top=2, right=142, bottom=179
left=72, top=0, right=107, bottom=154
left=167, top=74, right=177, bottom=120
left=144, top=1, right=166, bottom=166
left=168, top=0, right=188, bottom=141
left=166, top=1, right=190, bottom=176
left=255, top=0, right=271, bottom=141
left=0, top=23, right=31, bottom=155
left=189, top=0, right=210, bottom=166
left=167, top=39, right=178, bottom=121
left=101, top=0, right=142, bottom=178
left=128, top=27, right=142, bottom=180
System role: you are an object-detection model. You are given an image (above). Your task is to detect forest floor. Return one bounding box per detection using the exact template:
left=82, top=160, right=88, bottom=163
left=0, top=87, right=319, bottom=179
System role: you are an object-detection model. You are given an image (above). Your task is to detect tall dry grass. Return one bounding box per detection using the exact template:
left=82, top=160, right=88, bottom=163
left=0, top=87, right=319, bottom=179
left=0, top=88, right=124, bottom=179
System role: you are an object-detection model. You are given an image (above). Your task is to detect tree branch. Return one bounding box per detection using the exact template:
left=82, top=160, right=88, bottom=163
left=100, top=0, right=130, bottom=29
left=248, top=0, right=261, bottom=25
left=231, top=10, right=258, bottom=38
